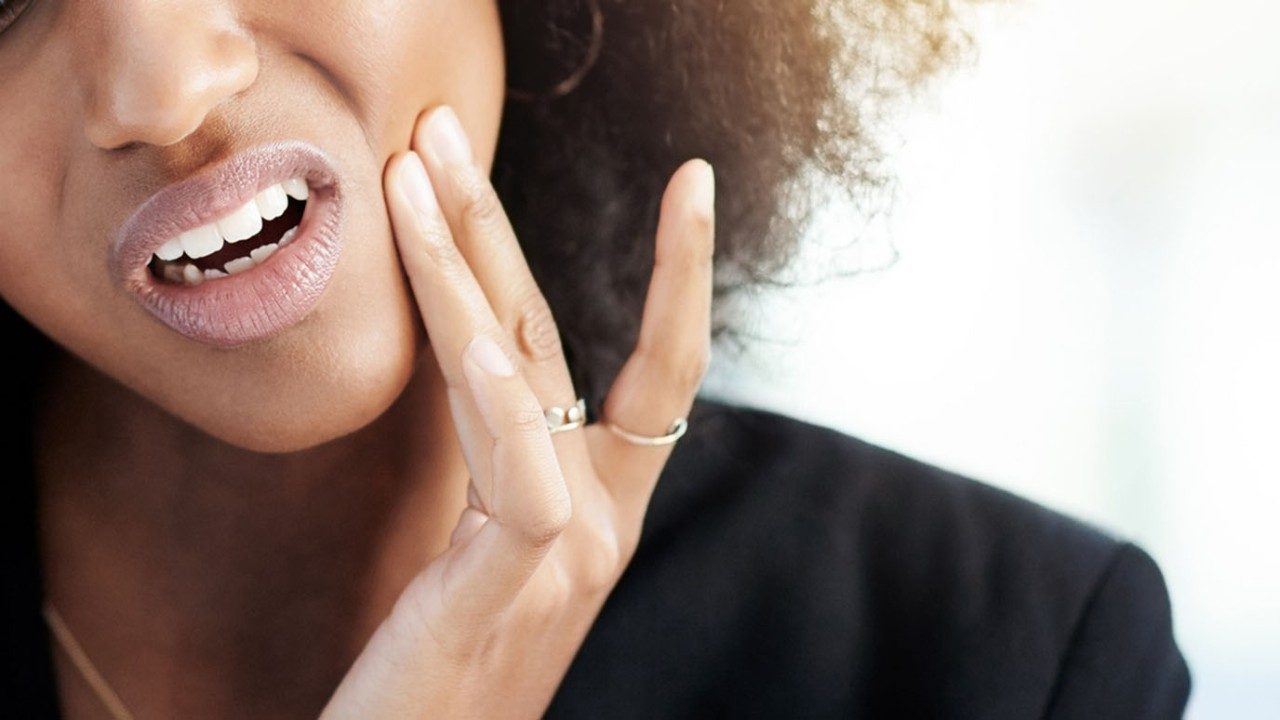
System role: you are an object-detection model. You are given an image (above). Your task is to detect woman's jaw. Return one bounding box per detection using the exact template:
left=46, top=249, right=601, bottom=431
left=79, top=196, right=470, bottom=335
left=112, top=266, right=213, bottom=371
left=0, top=0, right=506, bottom=453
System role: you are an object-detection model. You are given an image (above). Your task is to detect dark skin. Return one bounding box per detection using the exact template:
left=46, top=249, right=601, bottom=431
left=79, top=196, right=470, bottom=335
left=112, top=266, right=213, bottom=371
left=37, top=342, right=470, bottom=717
left=4, top=2, right=715, bottom=717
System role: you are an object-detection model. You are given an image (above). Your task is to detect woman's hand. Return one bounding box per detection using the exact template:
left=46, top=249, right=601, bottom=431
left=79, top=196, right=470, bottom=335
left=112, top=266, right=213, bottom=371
left=319, top=105, right=715, bottom=719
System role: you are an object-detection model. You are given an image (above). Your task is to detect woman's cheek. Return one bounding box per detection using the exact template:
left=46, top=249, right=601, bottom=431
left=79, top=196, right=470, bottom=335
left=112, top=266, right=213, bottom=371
left=0, top=0, right=506, bottom=453
left=253, top=0, right=503, bottom=171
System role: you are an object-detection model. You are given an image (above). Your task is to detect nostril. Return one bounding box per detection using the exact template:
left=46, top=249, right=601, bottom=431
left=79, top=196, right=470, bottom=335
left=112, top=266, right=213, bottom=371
left=81, top=18, right=259, bottom=151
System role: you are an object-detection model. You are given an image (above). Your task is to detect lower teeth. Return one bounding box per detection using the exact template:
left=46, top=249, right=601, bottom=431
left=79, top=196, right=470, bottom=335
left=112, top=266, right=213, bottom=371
left=157, top=226, right=299, bottom=286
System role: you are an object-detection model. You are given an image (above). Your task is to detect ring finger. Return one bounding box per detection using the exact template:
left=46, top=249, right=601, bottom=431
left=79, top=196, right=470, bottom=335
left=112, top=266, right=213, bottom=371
left=407, top=106, right=595, bottom=481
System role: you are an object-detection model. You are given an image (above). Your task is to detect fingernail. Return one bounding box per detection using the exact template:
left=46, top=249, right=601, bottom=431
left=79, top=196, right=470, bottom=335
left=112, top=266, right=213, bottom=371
left=426, top=106, right=473, bottom=167
left=398, top=152, right=438, bottom=216
left=691, top=160, right=715, bottom=220
left=466, top=335, right=516, bottom=377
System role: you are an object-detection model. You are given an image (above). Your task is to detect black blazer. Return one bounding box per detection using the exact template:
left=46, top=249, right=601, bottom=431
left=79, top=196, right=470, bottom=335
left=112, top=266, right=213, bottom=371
left=5, top=397, right=1191, bottom=718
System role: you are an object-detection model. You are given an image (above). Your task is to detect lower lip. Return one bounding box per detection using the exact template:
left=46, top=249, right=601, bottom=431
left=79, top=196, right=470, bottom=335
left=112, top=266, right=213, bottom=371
left=123, top=181, right=345, bottom=348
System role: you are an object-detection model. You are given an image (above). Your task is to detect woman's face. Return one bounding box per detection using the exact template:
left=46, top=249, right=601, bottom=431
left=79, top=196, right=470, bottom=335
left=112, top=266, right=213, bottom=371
left=0, top=0, right=506, bottom=452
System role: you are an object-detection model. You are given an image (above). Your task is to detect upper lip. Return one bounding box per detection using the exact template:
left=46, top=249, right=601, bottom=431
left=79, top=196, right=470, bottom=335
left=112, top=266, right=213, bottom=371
left=108, top=139, right=340, bottom=286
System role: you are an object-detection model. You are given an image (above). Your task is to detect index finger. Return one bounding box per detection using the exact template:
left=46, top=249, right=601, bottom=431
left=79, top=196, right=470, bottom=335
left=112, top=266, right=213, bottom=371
left=409, top=106, right=592, bottom=475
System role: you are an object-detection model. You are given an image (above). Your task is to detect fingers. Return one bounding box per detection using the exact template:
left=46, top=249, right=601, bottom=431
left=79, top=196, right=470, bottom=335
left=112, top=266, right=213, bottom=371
left=410, top=106, right=592, bottom=478
left=318, top=339, right=571, bottom=719
left=593, top=159, right=716, bottom=513
left=386, top=149, right=510, bottom=399
left=386, top=149, right=498, bottom=501
left=384, top=135, right=588, bottom=589
left=444, top=335, right=573, bottom=613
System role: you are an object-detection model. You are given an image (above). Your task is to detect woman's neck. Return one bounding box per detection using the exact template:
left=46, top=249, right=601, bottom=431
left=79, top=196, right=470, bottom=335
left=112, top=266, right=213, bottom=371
left=35, top=349, right=471, bottom=719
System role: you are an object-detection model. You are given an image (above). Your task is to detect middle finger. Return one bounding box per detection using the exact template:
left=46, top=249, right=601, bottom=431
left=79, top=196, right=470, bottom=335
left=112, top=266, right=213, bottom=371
left=385, top=149, right=596, bottom=519
left=409, top=106, right=592, bottom=472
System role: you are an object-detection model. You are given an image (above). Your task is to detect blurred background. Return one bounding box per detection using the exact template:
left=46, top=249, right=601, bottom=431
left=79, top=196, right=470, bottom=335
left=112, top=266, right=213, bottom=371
left=702, top=0, right=1280, bottom=716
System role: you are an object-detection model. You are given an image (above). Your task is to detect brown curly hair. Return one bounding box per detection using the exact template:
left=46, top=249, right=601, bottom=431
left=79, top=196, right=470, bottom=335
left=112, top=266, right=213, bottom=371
left=0, top=7, right=979, bottom=673
left=495, top=0, right=978, bottom=411
left=0, top=0, right=979, bottom=422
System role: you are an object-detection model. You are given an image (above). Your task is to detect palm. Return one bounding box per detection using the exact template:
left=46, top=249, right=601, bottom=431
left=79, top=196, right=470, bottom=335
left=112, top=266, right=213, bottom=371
left=320, top=105, right=714, bottom=720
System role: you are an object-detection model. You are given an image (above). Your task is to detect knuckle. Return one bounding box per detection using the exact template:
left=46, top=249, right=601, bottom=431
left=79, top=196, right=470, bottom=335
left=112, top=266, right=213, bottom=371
left=520, top=518, right=566, bottom=551
left=545, top=493, right=575, bottom=539
left=645, top=340, right=711, bottom=392
left=417, top=219, right=454, bottom=249
left=522, top=486, right=572, bottom=547
left=457, top=174, right=506, bottom=232
left=514, top=293, right=565, bottom=363
left=510, top=402, right=549, bottom=437
left=433, top=249, right=471, bottom=284
left=512, top=474, right=573, bottom=545
left=415, top=227, right=464, bottom=270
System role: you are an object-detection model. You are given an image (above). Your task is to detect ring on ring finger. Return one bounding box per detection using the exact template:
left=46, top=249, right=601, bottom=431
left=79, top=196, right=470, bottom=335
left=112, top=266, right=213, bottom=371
left=545, top=398, right=588, bottom=434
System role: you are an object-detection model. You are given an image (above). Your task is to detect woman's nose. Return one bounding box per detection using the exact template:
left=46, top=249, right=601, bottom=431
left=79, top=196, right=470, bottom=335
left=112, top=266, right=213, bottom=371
left=79, top=2, right=259, bottom=150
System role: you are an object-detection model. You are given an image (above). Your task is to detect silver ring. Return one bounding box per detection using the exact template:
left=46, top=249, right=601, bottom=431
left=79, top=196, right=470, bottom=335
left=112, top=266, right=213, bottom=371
left=603, top=416, right=688, bottom=446
left=545, top=398, right=588, bottom=434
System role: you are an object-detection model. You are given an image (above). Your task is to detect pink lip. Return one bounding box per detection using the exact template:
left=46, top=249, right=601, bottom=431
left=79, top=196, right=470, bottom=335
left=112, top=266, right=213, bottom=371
left=109, top=140, right=346, bottom=347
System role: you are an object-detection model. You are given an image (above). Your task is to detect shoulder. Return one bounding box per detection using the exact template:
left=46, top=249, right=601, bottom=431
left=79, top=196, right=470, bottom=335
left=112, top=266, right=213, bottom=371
left=654, top=394, right=1127, bottom=581
left=621, top=395, right=1191, bottom=717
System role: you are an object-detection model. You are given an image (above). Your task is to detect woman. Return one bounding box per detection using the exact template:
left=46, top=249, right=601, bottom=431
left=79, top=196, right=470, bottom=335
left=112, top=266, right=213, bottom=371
left=1, top=0, right=1191, bottom=718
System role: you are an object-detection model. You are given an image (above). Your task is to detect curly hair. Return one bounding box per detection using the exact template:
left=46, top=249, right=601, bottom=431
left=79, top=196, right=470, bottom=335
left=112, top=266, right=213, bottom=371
left=0, top=6, right=978, bottom=662
left=495, top=0, right=977, bottom=411
left=0, top=0, right=979, bottom=425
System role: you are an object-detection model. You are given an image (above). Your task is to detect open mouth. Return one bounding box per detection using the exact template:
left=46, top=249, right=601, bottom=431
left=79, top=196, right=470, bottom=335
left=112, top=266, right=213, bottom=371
left=112, top=139, right=346, bottom=346
left=147, top=177, right=310, bottom=285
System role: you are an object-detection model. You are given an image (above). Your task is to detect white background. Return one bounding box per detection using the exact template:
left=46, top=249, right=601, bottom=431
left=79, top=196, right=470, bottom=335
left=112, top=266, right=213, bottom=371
left=703, top=0, right=1280, bottom=716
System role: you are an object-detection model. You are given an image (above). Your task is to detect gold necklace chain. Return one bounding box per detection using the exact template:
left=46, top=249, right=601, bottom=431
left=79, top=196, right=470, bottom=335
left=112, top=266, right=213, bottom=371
left=41, top=603, right=137, bottom=720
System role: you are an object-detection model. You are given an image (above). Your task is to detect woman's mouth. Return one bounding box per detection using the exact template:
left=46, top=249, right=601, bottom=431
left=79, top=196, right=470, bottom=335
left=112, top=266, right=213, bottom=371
left=110, top=140, right=346, bottom=347
left=147, top=178, right=309, bottom=285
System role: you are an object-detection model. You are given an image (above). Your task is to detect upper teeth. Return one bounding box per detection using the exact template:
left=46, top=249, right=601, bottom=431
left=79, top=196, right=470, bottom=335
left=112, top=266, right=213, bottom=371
left=153, top=178, right=308, bottom=262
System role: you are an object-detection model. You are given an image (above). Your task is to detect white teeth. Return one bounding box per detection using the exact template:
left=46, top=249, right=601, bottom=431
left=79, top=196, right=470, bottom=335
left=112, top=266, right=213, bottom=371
left=216, top=199, right=263, bottom=244
left=179, top=224, right=223, bottom=259
left=249, top=243, right=277, bottom=264
left=283, top=177, right=309, bottom=201
left=255, top=184, right=289, bottom=221
left=151, top=177, right=308, bottom=271
left=224, top=256, right=256, bottom=275
left=203, top=268, right=228, bottom=280
left=182, top=264, right=203, bottom=285
left=156, top=237, right=185, bottom=261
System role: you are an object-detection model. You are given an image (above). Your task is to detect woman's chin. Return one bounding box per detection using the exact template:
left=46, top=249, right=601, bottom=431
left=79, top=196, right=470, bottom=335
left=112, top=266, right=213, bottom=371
left=158, top=314, right=427, bottom=456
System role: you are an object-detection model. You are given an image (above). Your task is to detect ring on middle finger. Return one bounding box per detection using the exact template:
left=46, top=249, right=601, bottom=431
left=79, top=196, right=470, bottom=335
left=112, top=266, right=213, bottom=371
left=545, top=398, right=588, bottom=434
